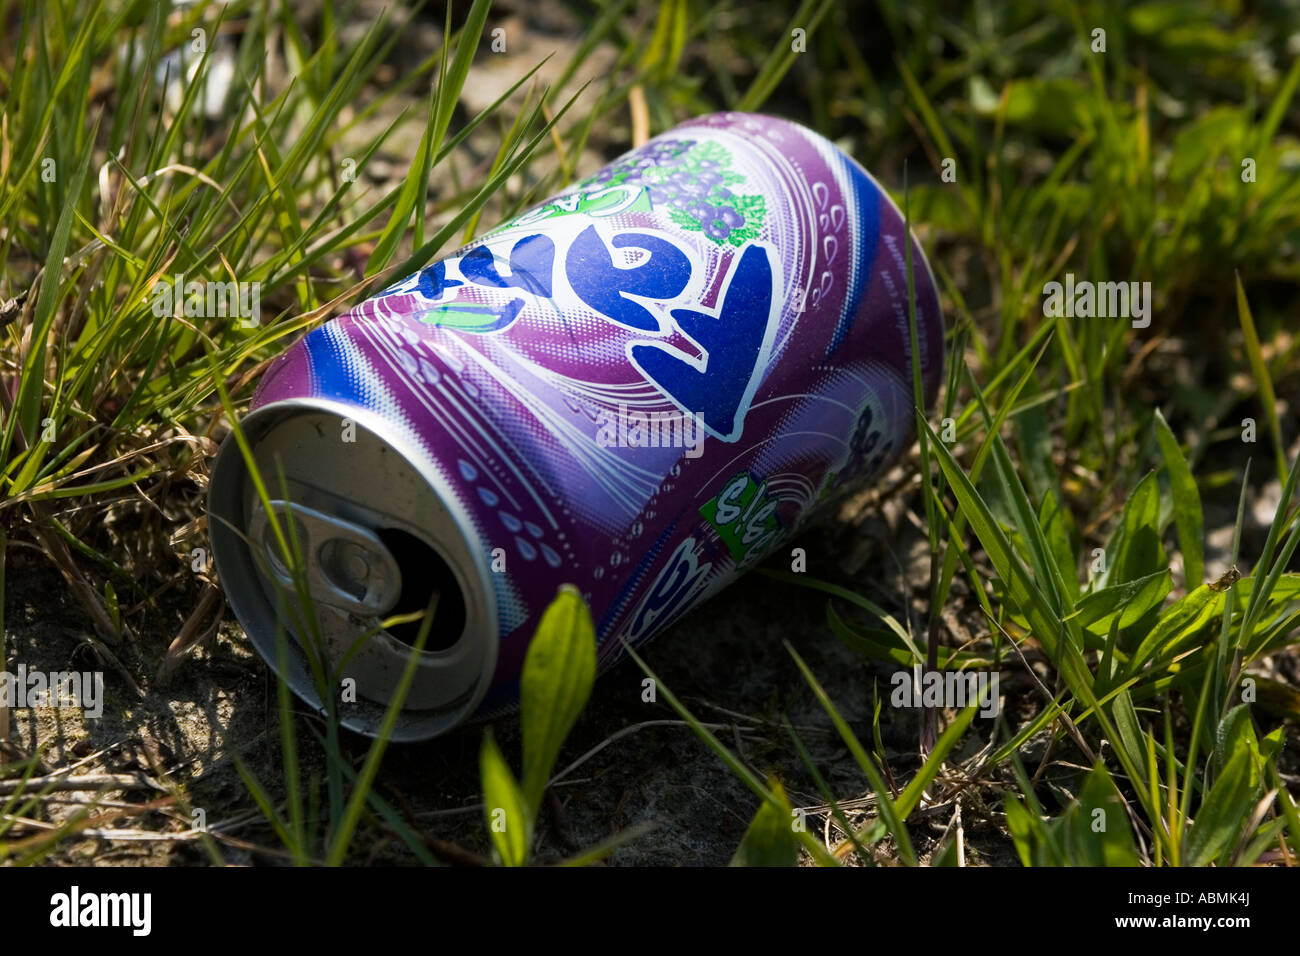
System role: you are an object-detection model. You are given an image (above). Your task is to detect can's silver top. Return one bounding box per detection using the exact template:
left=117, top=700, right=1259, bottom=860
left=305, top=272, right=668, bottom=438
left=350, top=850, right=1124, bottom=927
left=208, top=399, right=498, bottom=741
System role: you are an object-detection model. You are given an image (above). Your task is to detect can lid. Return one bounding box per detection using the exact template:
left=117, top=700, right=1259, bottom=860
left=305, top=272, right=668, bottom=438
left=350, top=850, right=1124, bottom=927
left=208, top=398, right=498, bottom=741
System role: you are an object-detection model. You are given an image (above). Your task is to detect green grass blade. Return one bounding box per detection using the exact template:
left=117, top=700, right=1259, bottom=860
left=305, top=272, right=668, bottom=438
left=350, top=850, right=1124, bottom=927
left=1234, top=273, right=1287, bottom=485
left=520, top=586, right=597, bottom=813
left=1153, top=408, right=1205, bottom=590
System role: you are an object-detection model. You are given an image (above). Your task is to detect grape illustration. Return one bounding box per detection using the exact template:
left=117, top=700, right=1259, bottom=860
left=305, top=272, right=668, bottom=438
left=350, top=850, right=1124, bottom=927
left=686, top=201, right=714, bottom=222
left=649, top=140, right=765, bottom=245
left=702, top=218, right=730, bottom=241
left=577, top=137, right=766, bottom=247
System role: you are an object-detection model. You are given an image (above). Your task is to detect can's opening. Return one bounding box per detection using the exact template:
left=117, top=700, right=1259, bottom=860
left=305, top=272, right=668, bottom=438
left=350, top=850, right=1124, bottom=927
left=376, top=527, right=467, bottom=652
left=207, top=398, right=499, bottom=741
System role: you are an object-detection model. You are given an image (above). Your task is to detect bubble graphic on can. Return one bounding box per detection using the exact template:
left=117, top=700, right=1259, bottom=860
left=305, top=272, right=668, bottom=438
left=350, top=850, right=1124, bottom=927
left=207, top=112, right=944, bottom=740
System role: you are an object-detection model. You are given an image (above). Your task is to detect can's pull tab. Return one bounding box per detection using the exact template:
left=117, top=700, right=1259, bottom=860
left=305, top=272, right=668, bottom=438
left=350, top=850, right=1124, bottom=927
left=247, top=500, right=402, bottom=617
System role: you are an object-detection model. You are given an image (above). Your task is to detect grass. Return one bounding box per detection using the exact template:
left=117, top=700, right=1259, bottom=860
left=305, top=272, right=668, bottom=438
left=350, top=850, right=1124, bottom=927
left=1, top=0, right=1299, bottom=866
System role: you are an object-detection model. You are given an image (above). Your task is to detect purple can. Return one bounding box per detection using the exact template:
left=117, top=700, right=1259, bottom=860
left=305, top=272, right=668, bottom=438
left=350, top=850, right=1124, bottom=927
left=207, top=112, right=943, bottom=740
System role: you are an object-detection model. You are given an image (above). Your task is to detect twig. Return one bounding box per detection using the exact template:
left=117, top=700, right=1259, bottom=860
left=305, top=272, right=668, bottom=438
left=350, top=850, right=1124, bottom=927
left=28, top=520, right=135, bottom=645
left=629, top=85, right=649, bottom=146
left=0, top=772, right=161, bottom=795
left=422, top=835, right=491, bottom=867
left=548, top=719, right=760, bottom=787
left=156, top=583, right=223, bottom=685
left=70, top=630, right=146, bottom=699
left=546, top=788, right=581, bottom=853
left=990, top=612, right=1098, bottom=765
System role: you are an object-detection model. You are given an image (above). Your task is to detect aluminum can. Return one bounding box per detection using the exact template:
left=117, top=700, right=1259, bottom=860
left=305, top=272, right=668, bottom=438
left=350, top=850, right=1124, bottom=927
left=208, top=112, right=944, bottom=740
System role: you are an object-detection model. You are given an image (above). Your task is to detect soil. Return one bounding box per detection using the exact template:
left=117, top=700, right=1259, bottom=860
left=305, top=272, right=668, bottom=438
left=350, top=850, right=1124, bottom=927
left=3, top=0, right=1297, bottom=868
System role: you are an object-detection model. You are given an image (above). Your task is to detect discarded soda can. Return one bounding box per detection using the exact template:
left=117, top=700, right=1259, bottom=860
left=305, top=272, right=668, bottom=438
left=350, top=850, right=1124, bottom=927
left=208, top=112, right=944, bottom=740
